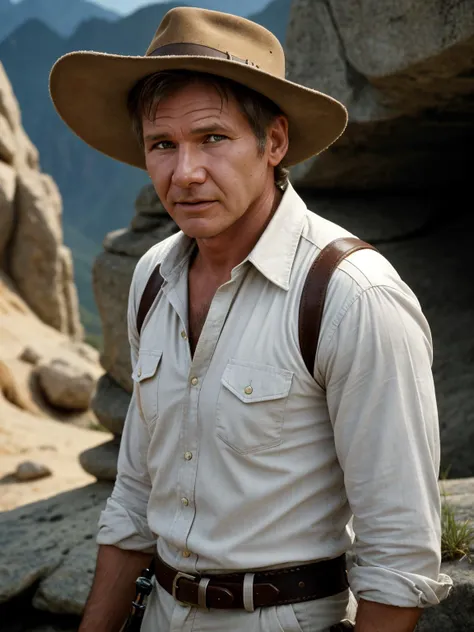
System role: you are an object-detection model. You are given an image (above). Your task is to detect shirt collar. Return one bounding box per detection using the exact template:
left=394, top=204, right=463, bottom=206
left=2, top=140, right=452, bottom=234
left=160, top=182, right=306, bottom=291
left=247, top=183, right=306, bottom=290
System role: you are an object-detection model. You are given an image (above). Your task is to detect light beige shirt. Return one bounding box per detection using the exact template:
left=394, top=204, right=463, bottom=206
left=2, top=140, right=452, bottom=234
left=97, top=183, right=452, bottom=608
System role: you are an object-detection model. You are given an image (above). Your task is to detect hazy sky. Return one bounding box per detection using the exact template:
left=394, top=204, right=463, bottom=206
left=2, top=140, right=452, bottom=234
left=9, top=0, right=164, bottom=15
left=89, top=0, right=163, bottom=15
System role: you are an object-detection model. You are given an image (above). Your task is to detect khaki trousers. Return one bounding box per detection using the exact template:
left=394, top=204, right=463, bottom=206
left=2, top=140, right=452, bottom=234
left=141, top=578, right=357, bottom=632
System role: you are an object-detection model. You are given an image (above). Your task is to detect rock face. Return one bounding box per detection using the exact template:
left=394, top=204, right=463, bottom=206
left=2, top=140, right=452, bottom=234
left=0, top=483, right=112, bottom=613
left=0, top=62, right=82, bottom=339
left=79, top=185, right=178, bottom=480
left=286, top=0, right=474, bottom=190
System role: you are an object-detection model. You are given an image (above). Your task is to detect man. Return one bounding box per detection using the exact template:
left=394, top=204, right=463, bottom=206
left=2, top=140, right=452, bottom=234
left=50, top=7, right=452, bottom=632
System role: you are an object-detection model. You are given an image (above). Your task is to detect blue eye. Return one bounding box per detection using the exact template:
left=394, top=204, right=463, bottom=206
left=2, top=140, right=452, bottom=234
left=207, top=134, right=227, bottom=143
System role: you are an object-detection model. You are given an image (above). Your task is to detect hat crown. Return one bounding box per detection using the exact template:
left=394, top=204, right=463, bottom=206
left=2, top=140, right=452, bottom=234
left=145, top=7, right=285, bottom=78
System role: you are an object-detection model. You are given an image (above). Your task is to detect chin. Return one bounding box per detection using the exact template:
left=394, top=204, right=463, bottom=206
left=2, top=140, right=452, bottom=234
left=180, top=220, right=227, bottom=240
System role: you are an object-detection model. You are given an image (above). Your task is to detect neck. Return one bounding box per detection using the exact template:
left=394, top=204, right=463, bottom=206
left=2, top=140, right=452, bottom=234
left=193, top=184, right=283, bottom=281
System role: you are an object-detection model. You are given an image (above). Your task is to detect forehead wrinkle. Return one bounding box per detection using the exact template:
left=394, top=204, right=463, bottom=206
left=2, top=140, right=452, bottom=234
left=152, top=104, right=228, bottom=125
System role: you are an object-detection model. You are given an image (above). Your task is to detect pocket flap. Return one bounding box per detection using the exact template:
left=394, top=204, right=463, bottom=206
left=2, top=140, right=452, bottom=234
left=132, top=350, right=163, bottom=382
left=221, top=360, right=293, bottom=403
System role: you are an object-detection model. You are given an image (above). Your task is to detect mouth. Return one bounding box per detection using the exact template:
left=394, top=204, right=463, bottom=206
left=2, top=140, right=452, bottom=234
left=175, top=200, right=216, bottom=212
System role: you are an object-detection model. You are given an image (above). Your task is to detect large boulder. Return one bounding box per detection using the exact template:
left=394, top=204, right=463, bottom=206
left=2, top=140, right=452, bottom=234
left=0, top=62, right=83, bottom=340
left=0, top=483, right=112, bottom=612
left=91, top=373, right=131, bottom=436
left=93, top=252, right=137, bottom=394
left=286, top=0, right=474, bottom=190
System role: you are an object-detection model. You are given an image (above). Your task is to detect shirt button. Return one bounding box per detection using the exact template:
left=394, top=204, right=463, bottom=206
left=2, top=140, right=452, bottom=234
left=137, top=368, right=142, bottom=377
left=190, top=377, right=198, bottom=386
left=181, top=497, right=189, bottom=506
left=180, top=330, right=188, bottom=340
left=184, top=452, right=193, bottom=461
left=182, top=550, right=191, bottom=558
left=244, top=385, right=253, bottom=395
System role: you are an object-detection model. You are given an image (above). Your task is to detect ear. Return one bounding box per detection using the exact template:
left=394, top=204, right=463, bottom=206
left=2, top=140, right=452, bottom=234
left=267, top=115, right=289, bottom=167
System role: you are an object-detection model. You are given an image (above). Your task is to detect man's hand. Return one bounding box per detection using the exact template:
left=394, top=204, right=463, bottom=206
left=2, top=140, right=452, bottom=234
left=355, top=598, right=422, bottom=632
left=78, top=544, right=153, bottom=632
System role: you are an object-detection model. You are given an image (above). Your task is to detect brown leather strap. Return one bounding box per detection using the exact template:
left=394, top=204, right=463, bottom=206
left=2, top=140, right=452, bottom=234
left=154, top=554, right=348, bottom=609
left=136, top=265, right=164, bottom=335
left=149, top=42, right=260, bottom=68
left=299, top=237, right=377, bottom=376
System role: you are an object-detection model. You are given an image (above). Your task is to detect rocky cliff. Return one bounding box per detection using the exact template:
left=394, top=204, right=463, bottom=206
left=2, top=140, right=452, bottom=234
left=285, top=0, right=473, bottom=191
left=0, top=61, right=82, bottom=339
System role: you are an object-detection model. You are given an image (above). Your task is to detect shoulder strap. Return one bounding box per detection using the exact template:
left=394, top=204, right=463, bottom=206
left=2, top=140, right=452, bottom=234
left=299, top=237, right=377, bottom=376
left=136, top=238, right=376, bottom=359
left=136, top=264, right=164, bottom=335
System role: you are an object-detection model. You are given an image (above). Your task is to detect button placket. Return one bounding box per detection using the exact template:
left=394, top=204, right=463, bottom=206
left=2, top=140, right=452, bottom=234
left=173, top=275, right=244, bottom=558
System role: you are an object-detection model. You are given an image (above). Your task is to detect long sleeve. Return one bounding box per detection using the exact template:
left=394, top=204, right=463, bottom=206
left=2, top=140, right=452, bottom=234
left=321, top=284, right=452, bottom=607
left=96, top=266, right=156, bottom=552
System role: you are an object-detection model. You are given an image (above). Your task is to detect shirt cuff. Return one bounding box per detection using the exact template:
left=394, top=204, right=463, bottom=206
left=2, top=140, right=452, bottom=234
left=349, top=561, right=453, bottom=608
left=96, top=496, right=156, bottom=553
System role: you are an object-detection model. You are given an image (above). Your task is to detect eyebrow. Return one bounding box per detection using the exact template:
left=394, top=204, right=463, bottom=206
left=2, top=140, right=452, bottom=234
left=143, top=123, right=231, bottom=142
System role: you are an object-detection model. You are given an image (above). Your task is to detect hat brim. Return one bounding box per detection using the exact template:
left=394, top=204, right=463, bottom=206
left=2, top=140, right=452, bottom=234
left=49, top=51, right=348, bottom=169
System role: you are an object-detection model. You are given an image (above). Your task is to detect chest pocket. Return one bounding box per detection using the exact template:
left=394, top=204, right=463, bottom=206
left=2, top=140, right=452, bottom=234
left=132, top=350, right=163, bottom=425
left=216, top=360, right=293, bottom=455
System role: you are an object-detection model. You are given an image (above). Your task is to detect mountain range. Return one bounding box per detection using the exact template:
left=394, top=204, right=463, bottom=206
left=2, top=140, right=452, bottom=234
left=0, top=0, right=293, bottom=336
left=0, top=0, right=119, bottom=41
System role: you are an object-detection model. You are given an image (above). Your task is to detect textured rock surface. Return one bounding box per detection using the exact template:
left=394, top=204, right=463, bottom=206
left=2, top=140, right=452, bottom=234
left=93, top=252, right=138, bottom=394
left=91, top=373, right=131, bottom=436
left=286, top=0, right=474, bottom=190
left=0, top=482, right=112, bottom=607
left=0, top=160, right=15, bottom=262
left=79, top=438, right=119, bottom=482
left=0, top=62, right=83, bottom=339
left=37, top=359, right=96, bottom=411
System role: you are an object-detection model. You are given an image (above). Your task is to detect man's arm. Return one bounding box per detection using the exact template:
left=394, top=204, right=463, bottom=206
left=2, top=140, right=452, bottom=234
left=355, top=598, right=421, bottom=632
left=79, top=545, right=153, bottom=632
left=321, top=280, right=452, bottom=610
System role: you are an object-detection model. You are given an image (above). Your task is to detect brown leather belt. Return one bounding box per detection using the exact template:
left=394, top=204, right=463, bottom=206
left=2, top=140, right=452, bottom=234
left=154, top=554, right=348, bottom=609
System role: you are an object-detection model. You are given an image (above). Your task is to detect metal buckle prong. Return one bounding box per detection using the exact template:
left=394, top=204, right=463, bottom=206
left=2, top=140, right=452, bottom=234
left=172, top=571, right=198, bottom=604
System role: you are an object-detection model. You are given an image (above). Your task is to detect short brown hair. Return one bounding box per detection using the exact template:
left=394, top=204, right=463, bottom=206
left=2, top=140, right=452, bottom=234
left=128, top=70, right=289, bottom=190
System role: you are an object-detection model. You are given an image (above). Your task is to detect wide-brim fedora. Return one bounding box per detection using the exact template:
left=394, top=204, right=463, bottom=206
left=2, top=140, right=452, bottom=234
left=49, top=6, right=348, bottom=169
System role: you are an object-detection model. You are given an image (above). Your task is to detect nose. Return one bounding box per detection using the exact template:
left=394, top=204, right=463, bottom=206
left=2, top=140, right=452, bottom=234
left=171, top=144, right=206, bottom=188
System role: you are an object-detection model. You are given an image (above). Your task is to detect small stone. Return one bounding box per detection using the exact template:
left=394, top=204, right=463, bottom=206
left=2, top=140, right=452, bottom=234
left=37, top=359, right=96, bottom=411
left=20, top=346, right=41, bottom=365
left=14, top=461, right=52, bottom=481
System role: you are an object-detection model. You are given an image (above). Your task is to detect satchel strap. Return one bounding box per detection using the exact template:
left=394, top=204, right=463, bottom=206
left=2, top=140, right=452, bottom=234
left=136, top=237, right=377, bottom=377
left=136, top=265, right=164, bottom=335
left=298, top=237, right=377, bottom=376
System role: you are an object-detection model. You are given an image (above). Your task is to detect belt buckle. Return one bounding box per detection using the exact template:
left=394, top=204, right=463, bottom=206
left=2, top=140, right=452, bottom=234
left=172, top=571, right=198, bottom=605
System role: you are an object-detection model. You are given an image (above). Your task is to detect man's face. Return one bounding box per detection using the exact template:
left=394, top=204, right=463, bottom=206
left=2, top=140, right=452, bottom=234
left=142, top=81, right=285, bottom=239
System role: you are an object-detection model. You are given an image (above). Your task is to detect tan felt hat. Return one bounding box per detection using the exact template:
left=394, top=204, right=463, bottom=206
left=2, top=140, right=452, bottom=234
left=49, top=7, right=348, bottom=168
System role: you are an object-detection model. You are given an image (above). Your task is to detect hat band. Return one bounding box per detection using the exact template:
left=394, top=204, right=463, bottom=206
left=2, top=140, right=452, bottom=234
left=149, top=42, right=260, bottom=68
